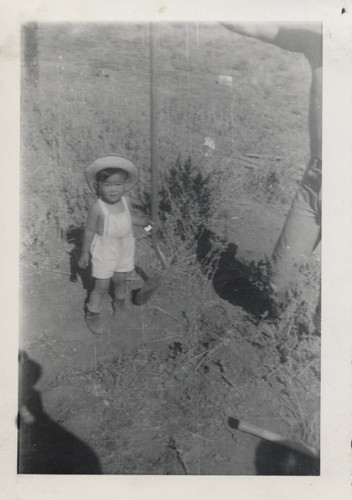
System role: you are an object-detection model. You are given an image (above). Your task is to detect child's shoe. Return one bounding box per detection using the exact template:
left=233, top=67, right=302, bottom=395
left=85, top=311, right=106, bottom=334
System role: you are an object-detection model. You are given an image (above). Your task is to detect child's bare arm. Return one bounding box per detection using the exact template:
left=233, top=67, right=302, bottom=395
left=132, top=213, right=151, bottom=227
left=78, top=203, right=100, bottom=268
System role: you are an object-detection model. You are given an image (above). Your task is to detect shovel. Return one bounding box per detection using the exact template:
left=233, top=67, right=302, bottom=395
left=132, top=23, right=169, bottom=306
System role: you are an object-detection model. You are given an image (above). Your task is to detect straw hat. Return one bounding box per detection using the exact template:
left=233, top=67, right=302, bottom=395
left=85, top=155, right=139, bottom=193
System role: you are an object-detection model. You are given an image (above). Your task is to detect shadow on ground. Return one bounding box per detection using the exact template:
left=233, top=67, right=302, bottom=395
left=68, top=223, right=272, bottom=318
left=197, top=227, right=271, bottom=319
left=66, top=225, right=93, bottom=292
left=255, top=440, right=320, bottom=475
left=18, top=351, right=102, bottom=474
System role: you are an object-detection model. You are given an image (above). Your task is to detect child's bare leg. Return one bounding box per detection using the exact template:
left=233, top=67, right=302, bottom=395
left=87, top=278, right=110, bottom=312
left=85, top=278, right=110, bottom=334
left=112, top=272, right=128, bottom=311
left=112, top=272, right=128, bottom=299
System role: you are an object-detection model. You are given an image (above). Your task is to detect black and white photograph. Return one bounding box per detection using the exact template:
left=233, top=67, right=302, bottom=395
left=18, top=21, right=324, bottom=476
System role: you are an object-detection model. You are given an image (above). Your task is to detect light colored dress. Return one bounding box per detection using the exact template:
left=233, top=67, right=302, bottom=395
left=91, top=196, right=135, bottom=279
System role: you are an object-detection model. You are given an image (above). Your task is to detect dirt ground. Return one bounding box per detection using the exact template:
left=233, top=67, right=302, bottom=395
left=19, top=23, right=320, bottom=475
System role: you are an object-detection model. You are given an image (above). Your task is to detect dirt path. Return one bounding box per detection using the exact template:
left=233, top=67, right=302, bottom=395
left=19, top=203, right=320, bottom=475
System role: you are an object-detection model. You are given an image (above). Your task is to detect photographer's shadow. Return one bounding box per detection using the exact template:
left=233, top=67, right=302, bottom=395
left=18, top=351, right=102, bottom=474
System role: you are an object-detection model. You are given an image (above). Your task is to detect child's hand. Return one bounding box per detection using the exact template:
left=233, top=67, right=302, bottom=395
left=78, top=252, right=90, bottom=269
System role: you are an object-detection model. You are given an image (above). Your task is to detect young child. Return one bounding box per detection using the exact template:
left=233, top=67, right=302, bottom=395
left=78, top=155, right=150, bottom=334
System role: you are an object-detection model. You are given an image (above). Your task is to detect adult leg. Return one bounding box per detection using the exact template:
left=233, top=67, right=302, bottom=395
left=269, top=195, right=320, bottom=300
left=269, top=159, right=321, bottom=307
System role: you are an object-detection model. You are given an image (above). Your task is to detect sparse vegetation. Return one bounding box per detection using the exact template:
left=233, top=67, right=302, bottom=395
left=20, top=23, right=320, bottom=474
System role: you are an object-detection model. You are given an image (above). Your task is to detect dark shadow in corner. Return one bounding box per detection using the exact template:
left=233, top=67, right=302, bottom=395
left=196, top=227, right=271, bottom=319
left=18, top=351, right=102, bottom=474
left=255, top=440, right=320, bottom=475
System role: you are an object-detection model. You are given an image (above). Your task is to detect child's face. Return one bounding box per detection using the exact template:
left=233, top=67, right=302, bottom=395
left=98, top=172, right=127, bottom=204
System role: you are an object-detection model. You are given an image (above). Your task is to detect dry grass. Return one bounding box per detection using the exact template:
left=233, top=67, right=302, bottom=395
left=21, top=22, right=310, bottom=268
left=21, top=22, right=320, bottom=472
